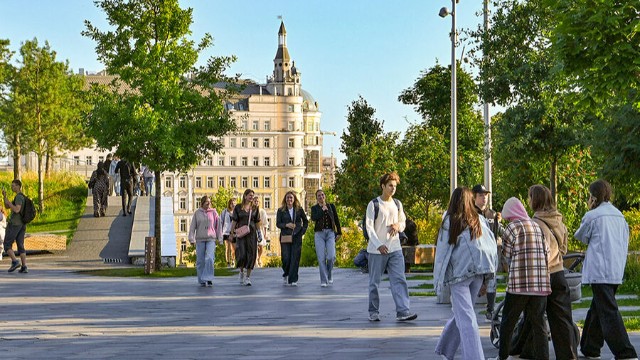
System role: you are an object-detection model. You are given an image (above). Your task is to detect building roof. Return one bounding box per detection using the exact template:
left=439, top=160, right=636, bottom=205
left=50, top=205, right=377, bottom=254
left=278, top=21, right=287, bottom=35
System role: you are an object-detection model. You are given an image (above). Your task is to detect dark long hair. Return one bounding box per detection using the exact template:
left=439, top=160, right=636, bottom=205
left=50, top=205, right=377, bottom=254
left=444, top=187, right=482, bottom=245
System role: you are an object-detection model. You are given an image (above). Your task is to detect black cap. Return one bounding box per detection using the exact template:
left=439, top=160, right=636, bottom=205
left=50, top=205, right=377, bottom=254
left=472, top=184, right=491, bottom=194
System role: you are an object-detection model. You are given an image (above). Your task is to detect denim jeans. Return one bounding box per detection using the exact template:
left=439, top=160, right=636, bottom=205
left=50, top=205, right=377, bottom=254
left=144, top=177, right=154, bottom=196
left=195, top=240, right=215, bottom=283
left=499, top=293, right=548, bottom=360
left=435, top=275, right=485, bottom=360
left=314, top=229, right=336, bottom=284
left=580, top=284, right=638, bottom=359
left=368, top=250, right=411, bottom=317
left=281, top=236, right=302, bottom=283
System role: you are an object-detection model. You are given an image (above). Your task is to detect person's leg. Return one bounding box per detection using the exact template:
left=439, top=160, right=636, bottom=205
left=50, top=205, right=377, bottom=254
left=4, top=225, right=19, bottom=264
left=195, top=241, right=205, bottom=284
left=580, top=287, right=604, bottom=358
left=546, top=271, right=578, bottom=360
left=368, top=253, right=386, bottom=317
left=115, top=174, right=120, bottom=196
left=592, top=284, right=638, bottom=359
left=314, top=231, right=328, bottom=284
left=15, top=225, right=26, bottom=268
left=92, top=190, right=100, bottom=216
left=202, top=240, right=215, bottom=282
left=524, top=295, right=549, bottom=360
left=125, top=181, right=133, bottom=213
left=386, top=250, right=412, bottom=317
left=435, top=316, right=461, bottom=360
left=288, top=237, right=302, bottom=283
left=451, top=275, right=485, bottom=360
left=120, top=180, right=127, bottom=214
left=326, top=230, right=336, bottom=283
left=499, top=293, right=528, bottom=360
left=281, top=242, right=291, bottom=281
left=486, top=275, right=497, bottom=317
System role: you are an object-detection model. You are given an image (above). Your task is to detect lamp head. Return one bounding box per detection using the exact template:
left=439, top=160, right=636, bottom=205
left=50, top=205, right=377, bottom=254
left=439, top=7, right=450, bottom=18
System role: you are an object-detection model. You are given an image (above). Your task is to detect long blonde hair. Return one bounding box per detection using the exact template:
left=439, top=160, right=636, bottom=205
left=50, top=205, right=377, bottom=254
left=280, top=191, right=301, bottom=210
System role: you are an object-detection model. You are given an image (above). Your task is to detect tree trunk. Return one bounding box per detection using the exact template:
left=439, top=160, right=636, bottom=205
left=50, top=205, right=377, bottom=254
left=12, top=135, right=21, bottom=181
left=154, top=170, right=162, bottom=270
left=37, top=152, right=45, bottom=213
left=550, top=158, right=558, bottom=205
left=45, top=150, right=52, bottom=177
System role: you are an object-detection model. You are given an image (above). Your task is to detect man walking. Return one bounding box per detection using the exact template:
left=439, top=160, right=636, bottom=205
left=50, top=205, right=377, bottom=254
left=365, top=172, right=417, bottom=322
left=115, top=158, right=135, bottom=216
left=3, top=180, right=28, bottom=273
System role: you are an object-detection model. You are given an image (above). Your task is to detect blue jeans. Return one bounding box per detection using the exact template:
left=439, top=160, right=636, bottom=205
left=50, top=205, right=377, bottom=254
left=314, top=229, right=336, bottom=284
left=368, top=250, right=411, bottom=317
left=435, top=275, right=485, bottom=360
left=195, top=240, right=215, bottom=283
left=581, top=284, right=638, bottom=359
left=281, top=237, right=302, bottom=283
left=144, top=177, right=154, bottom=196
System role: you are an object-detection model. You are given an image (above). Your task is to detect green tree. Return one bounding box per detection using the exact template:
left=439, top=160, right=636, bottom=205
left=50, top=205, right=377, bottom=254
left=83, top=0, right=237, bottom=269
left=211, top=187, right=235, bottom=213
left=339, top=95, right=384, bottom=156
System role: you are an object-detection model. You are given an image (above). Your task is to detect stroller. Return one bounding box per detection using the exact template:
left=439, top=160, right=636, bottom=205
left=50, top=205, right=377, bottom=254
left=489, top=252, right=585, bottom=349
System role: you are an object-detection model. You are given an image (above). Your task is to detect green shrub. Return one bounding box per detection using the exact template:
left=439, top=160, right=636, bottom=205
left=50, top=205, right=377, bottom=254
left=414, top=216, right=443, bottom=245
left=621, top=255, right=640, bottom=294
left=624, top=209, right=640, bottom=252
left=336, top=227, right=367, bottom=268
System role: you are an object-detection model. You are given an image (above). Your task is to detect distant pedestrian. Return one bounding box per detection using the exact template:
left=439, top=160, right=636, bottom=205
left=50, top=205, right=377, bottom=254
left=434, top=187, right=497, bottom=360
left=574, top=179, right=638, bottom=360
left=115, top=158, right=135, bottom=216
left=188, top=196, right=222, bottom=287
left=310, top=189, right=342, bottom=287
left=365, top=172, right=417, bottom=322
left=88, top=161, right=109, bottom=217
left=0, top=208, right=6, bottom=261
left=276, top=191, right=308, bottom=286
left=3, top=179, right=29, bottom=273
left=254, top=196, right=268, bottom=267
left=231, top=189, right=260, bottom=286
left=142, top=165, right=154, bottom=196
left=109, top=155, right=120, bottom=196
left=219, top=198, right=236, bottom=268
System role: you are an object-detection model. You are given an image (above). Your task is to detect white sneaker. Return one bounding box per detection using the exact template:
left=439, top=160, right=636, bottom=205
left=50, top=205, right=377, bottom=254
left=328, top=279, right=333, bottom=285
left=290, top=282, right=297, bottom=287
left=321, top=283, right=328, bottom=287
left=239, top=272, right=245, bottom=284
left=283, top=276, right=288, bottom=285
left=244, top=277, right=252, bottom=286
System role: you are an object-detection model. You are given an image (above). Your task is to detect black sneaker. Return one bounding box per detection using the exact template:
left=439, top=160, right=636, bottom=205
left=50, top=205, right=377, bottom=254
left=207, top=281, right=213, bottom=287
left=18, top=266, right=28, bottom=273
left=8, top=260, right=20, bottom=272
left=396, top=312, right=418, bottom=321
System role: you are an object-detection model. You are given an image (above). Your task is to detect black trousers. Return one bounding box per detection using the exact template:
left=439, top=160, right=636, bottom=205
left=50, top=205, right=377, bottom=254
left=499, top=293, right=548, bottom=360
left=281, top=237, right=302, bottom=284
left=120, top=178, right=133, bottom=213
left=513, top=271, right=578, bottom=359
left=580, top=284, right=638, bottom=359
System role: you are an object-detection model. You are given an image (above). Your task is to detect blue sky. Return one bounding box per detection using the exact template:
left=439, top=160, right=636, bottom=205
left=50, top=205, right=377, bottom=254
left=1, top=0, right=488, bottom=162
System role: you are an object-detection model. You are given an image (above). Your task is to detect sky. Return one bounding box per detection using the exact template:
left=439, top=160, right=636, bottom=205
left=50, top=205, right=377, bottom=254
left=0, top=0, right=490, bottom=162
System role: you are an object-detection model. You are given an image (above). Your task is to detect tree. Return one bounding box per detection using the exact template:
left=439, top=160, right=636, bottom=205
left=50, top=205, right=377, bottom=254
left=3, top=39, right=89, bottom=211
left=83, top=0, right=237, bottom=269
left=339, top=95, right=384, bottom=156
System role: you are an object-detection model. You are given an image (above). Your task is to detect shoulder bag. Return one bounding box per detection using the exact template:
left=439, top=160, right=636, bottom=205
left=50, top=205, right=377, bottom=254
left=235, top=208, right=252, bottom=238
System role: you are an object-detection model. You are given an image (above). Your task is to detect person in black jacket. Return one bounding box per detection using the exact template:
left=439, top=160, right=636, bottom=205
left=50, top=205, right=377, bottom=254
left=310, top=189, right=341, bottom=287
left=115, top=158, right=135, bottom=216
left=276, top=191, right=308, bottom=286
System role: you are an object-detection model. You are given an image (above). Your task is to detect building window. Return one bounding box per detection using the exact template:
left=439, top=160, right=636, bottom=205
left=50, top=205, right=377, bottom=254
left=252, top=138, right=259, bottom=148
left=86, top=156, right=93, bottom=166
left=179, top=219, right=187, bottom=232
left=74, top=156, right=80, bottom=165
left=179, top=197, right=186, bottom=210
left=98, top=156, right=105, bottom=163
left=241, top=120, right=247, bottom=130
left=165, top=177, right=173, bottom=188
left=218, top=177, right=225, bottom=188
left=241, top=157, right=248, bottom=166
left=263, top=138, right=270, bottom=148
left=179, top=176, right=186, bottom=188
left=230, top=157, right=236, bottom=166
left=206, top=157, right=213, bottom=166
left=264, top=157, right=270, bottom=167
left=253, top=157, right=259, bottom=166
left=264, top=176, right=271, bottom=188
left=264, top=196, right=271, bottom=209
left=264, top=121, right=271, bottom=131
left=230, top=177, right=237, bottom=188
left=288, top=121, right=294, bottom=130
left=241, top=138, right=247, bottom=148
left=195, top=196, right=201, bottom=207
left=207, top=176, right=214, bottom=188
left=180, top=239, right=187, bottom=252
left=195, top=177, right=202, bottom=188
left=241, top=177, right=248, bottom=188
left=288, top=157, right=295, bottom=166
left=288, top=105, right=294, bottom=112
left=218, top=157, right=224, bottom=166
left=252, top=177, right=259, bottom=188
left=288, top=177, right=295, bottom=188
left=230, top=138, right=236, bottom=148
left=252, top=120, right=259, bottom=130
left=288, top=138, right=295, bottom=148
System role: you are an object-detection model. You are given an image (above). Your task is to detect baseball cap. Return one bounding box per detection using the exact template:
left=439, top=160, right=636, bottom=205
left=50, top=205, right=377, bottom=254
left=472, top=184, right=491, bottom=194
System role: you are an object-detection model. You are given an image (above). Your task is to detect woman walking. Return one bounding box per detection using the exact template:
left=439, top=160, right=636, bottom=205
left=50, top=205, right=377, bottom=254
left=231, top=189, right=260, bottom=286
left=188, top=196, right=221, bottom=287
left=254, top=196, right=268, bottom=267
left=434, top=187, right=497, bottom=360
left=310, top=189, right=341, bottom=287
left=220, top=198, right=236, bottom=268
left=276, top=191, right=308, bottom=286
left=88, top=161, right=110, bottom=217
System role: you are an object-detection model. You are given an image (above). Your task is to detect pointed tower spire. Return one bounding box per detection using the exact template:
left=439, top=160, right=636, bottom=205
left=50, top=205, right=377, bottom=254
left=269, top=20, right=301, bottom=96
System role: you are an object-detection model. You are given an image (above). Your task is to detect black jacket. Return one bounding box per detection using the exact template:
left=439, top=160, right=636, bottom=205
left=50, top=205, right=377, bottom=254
left=310, top=203, right=342, bottom=236
left=276, top=206, right=308, bottom=240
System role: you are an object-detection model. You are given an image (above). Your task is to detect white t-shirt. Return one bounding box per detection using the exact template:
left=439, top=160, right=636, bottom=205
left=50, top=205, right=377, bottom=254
left=365, top=196, right=406, bottom=254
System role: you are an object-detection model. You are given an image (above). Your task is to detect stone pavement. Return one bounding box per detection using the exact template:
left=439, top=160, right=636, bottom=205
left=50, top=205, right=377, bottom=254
left=1, top=264, right=639, bottom=360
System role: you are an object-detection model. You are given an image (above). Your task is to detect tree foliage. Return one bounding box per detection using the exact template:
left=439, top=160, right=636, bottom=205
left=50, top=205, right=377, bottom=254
left=84, top=0, right=237, bottom=269
left=339, top=95, right=384, bottom=156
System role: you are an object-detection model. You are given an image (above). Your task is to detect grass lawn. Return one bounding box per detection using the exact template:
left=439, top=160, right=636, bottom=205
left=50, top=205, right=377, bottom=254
left=406, top=274, right=434, bottom=281
left=78, top=267, right=235, bottom=277
left=409, top=291, right=436, bottom=297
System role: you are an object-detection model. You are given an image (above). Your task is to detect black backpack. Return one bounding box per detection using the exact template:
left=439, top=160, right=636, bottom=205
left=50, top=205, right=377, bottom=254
left=362, top=197, right=401, bottom=240
left=20, top=195, right=36, bottom=224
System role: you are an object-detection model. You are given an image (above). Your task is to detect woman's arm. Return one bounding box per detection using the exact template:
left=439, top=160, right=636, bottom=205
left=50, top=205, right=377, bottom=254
left=331, top=204, right=342, bottom=236
left=188, top=213, right=198, bottom=244
left=299, top=208, right=309, bottom=235
left=276, top=209, right=287, bottom=230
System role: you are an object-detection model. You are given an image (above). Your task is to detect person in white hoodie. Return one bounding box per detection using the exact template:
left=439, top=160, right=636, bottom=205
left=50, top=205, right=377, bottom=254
left=188, top=196, right=222, bottom=287
left=574, top=179, right=638, bottom=360
left=365, top=172, right=416, bottom=322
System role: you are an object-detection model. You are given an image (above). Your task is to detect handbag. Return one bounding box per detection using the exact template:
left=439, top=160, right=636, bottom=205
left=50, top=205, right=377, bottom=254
left=280, top=235, right=292, bottom=243
left=235, top=208, right=252, bottom=239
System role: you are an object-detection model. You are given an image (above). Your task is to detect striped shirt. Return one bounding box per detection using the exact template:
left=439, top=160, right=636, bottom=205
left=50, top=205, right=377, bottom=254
left=501, top=219, right=551, bottom=296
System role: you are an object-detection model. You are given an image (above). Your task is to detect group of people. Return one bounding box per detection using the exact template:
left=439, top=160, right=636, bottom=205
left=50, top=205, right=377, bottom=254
left=87, top=154, right=155, bottom=217
left=433, top=179, right=638, bottom=360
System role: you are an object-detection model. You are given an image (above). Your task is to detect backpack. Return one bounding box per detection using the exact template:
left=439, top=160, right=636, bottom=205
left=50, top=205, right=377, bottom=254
left=362, top=197, right=401, bottom=240
left=20, top=195, right=36, bottom=224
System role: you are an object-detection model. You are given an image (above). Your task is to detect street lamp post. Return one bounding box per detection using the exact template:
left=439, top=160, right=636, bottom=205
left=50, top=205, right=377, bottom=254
left=439, top=0, right=459, bottom=194
left=482, top=0, right=493, bottom=208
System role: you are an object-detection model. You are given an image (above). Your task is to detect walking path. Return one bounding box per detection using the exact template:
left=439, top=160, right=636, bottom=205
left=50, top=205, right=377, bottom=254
left=0, top=264, right=638, bottom=359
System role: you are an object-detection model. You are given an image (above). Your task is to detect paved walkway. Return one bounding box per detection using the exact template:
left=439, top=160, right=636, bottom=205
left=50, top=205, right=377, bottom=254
left=1, top=263, right=638, bottom=359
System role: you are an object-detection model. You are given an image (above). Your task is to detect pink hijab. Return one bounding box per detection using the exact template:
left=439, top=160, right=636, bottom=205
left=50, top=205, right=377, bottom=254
left=502, top=197, right=529, bottom=221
